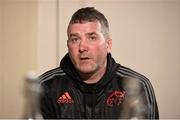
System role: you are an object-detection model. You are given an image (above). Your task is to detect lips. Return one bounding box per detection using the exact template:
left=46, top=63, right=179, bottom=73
left=79, top=54, right=91, bottom=61
left=80, top=57, right=90, bottom=60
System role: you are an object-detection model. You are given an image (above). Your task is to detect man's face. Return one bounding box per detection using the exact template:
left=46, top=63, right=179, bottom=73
left=67, top=21, right=112, bottom=74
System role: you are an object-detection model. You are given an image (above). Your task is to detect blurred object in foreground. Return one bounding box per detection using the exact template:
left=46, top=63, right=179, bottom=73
left=120, top=78, right=148, bottom=119
left=23, top=71, right=42, bottom=119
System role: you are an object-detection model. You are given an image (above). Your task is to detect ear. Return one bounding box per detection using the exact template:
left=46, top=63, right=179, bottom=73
left=106, top=38, right=112, bottom=53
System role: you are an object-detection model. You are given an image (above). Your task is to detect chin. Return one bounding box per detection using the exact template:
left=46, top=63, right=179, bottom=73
left=78, top=69, right=94, bottom=74
left=78, top=67, right=97, bottom=74
left=76, top=63, right=98, bottom=74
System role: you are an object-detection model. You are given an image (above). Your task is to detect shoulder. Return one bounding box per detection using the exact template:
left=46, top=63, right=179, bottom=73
left=115, top=65, right=154, bottom=90
left=116, top=65, right=149, bottom=82
left=115, top=65, right=156, bottom=100
left=38, top=67, right=66, bottom=85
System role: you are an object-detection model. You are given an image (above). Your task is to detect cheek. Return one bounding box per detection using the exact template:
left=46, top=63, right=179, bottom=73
left=94, top=44, right=108, bottom=59
left=98, top=43, right=108, bottom=53
left=68, top=45, right=77, bottom=54
left=68, top=46, right=78, bottom=60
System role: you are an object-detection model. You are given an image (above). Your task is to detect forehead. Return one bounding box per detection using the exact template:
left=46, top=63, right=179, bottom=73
left=68, top=21, right=102, bottom=34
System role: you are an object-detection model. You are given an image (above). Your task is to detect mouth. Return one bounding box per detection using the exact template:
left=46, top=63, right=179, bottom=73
left=80, top=57, right=90, bottom=61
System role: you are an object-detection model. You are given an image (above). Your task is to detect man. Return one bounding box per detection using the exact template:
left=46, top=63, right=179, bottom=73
left=39, top=7, right=159, bottom=119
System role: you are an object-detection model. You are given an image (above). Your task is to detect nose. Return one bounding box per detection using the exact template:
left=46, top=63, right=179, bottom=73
left=79, top=39, right=88, bottom=52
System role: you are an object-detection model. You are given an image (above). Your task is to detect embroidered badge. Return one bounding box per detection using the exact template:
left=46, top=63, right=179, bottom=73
left=106, top=90, right=126, bottom=106
left=57, top=92, right=74, bottom=104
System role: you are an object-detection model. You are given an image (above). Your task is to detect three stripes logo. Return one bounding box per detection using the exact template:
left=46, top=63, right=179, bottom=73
left=57, top=92, right=74, bottom=104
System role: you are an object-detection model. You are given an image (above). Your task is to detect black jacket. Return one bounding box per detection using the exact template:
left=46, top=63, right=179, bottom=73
left=39, top=53, right=159, bottom=119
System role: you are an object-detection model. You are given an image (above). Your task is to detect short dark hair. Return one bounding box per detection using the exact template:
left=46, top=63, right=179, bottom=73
left=68, top=7, right=110, bottom=38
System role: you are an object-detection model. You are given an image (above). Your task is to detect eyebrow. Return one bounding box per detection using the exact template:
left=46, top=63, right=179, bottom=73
left=69, top=32, right=97, bottom=38
left=86, top=32, right=97, bottom=36
left=69, top=33, right=79, bottom=38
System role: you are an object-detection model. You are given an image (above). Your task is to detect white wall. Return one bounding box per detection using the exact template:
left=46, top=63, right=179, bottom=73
left=0, top=0, right=58, bottom=118
left=58, top=0, right=180, bottom=118
left=0, top=0, right=37, bottom=118
left=37, top=0, right=57, bottom=74
left=0, top=0, right=2, bottom=116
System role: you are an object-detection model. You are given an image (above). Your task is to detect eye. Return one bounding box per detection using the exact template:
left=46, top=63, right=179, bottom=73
left=69, top=37, right=80, bottom=43
left=88, top=35, right=97, bottom=41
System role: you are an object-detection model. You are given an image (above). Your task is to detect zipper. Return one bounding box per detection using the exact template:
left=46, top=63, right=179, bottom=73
left=91, top=90, right=95, bottom=118
left=83, top=93, right=87, bottom=118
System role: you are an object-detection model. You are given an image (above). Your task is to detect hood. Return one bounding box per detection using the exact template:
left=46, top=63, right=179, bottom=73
left=60, top=53, right=120, bottom=93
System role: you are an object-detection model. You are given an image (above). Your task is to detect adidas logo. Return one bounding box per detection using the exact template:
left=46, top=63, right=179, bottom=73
left=57, top=92, right=74, bottom=104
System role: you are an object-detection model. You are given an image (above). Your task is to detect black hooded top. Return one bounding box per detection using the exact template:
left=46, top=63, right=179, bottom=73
left=39, top=53, right=159, bottom=119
